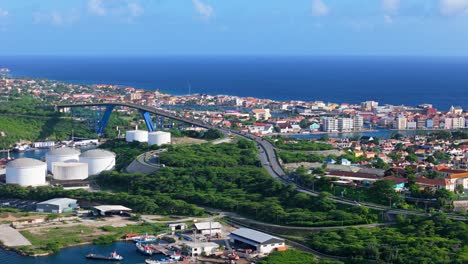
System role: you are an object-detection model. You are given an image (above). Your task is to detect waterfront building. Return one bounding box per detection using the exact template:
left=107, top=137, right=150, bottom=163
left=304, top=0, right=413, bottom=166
left=230, top=228, right=286, bottom=254
left=182, top=242, right=219, bottom=257
left=194, top=221, right=222, bottom=236
left=394, top=117, right=407, bottom=130
left=444, top=118, right=453, bottom=129
left=407, top=121, right=417, bottom=130
left=323, top=117, right=338, bottom=132
left=452, top=117, right=465, bottom=129
left=353, top=115, right=364, bottom=131
left=426, top=119, right=434, bottom=129
left=338, top=118, right=354, bottom=132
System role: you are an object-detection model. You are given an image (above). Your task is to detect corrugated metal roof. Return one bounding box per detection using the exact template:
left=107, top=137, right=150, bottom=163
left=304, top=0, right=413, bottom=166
left=37, top=198, right=77, bottom=206
left=194, top=221, right=222, bottom=230
left=94, top=205, right=132, bottom=212
left=230, top=228, right=283, bottom=244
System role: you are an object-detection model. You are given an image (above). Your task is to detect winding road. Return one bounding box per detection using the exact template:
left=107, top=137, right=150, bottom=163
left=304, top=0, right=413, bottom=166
left=54, top=102, right=468, bottom=221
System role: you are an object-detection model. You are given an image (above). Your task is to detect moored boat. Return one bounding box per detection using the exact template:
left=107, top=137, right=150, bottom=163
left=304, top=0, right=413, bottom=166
left=85, top=251, right=123, bottom=261
left=136, top=242, right=154, bottom=255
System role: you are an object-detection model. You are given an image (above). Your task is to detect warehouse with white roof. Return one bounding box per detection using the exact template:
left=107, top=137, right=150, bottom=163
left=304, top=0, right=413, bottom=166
left=36, top=198, right=78, bottom=213
left=229, top=228, right=286, bottom=254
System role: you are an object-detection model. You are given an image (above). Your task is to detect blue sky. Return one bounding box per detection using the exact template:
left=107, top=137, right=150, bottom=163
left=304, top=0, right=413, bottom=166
left=1, top=0, right=468, bottom=56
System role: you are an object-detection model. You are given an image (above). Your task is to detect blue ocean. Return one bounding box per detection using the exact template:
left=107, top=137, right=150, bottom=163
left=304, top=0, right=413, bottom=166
left=0, top=56, right=467, bottom=110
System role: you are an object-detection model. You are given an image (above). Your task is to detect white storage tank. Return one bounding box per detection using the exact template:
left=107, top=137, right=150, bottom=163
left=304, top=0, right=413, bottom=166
left=52, top=162, right=88, bottom=180
left=126, top=130, right=148, bottom=143
left=6, top=158, right=47, bottom=186
left=148, top=131, right=171, bottom=146
left=45, top=147, right=80, bottom=172
left=79, top=149, right=116, bottom=176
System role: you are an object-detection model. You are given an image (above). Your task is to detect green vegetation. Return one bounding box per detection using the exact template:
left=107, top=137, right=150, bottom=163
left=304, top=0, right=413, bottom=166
left=96, top=140, right=377, bottom=227
left=308, top=214, right=468, bottom=264
left=277, top=150, right=325, bottom=163
left=99, top=139, right=157, bottom=170
left=0, top=184, right=204, bottom=216
left=0, top=97, right=96, bottom=148
left=100, top=222, right=166, bottom=236
left=258, top=249, right=343, bottom=264
left=171, top=128, right=224, bottom=140
left=19, top=225, right=95, bottom=255
left=268, top=136, right=333, bottom=151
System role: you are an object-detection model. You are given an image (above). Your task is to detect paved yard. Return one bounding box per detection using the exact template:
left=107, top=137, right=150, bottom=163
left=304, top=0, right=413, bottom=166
left=0, top=224, right=31, bottom=246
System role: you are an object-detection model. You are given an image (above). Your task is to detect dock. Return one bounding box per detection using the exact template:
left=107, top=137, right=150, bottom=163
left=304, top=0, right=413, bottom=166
left=0, top=224, right=32, bottom=247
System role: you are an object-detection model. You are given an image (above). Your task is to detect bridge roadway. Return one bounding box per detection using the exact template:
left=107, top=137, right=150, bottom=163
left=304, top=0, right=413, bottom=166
left=56, top=102, right=468, bottom=221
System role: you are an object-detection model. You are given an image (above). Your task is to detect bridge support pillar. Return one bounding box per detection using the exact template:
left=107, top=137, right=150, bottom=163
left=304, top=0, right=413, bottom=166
left=97, top=105, right=115, bottom=135
left=140, top=111, right=155, bottom=132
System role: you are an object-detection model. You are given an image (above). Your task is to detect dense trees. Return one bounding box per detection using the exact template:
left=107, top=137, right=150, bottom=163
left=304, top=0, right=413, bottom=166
left=308, top=215, right=468, bottom=264
left=268, top=136, right=333, bottom=151
left=96, top=140, right=376, bottom=227
left=258, top=250, right=343, bottom=264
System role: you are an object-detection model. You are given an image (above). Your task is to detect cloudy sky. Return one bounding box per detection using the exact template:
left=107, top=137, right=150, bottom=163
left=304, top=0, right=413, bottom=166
left=0, top=0, right=468, bottom=56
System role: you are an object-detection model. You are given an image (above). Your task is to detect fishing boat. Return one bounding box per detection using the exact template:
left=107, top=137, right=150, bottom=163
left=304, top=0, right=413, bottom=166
left=136, top=242, right=154, bottom=255
left=85, top=251, right=123, bottom=261
left=132, top=233, right=157, bottom=243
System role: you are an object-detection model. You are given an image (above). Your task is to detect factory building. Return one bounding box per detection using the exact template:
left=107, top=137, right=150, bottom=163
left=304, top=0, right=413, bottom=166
left=45, top=147, right=80, bottom=172
left=36, top=198, right=78, bottom=213
left=79, top=149, right=115, bottom=176
left=194, top=221, right=222, bottom=236
left=126, top=130, right=149, bottom=143
left=230, top=228, right=286, bottom=254
left=6, top=158, right=47, bottom=187
left=182, top=242, right=219, bottom=257
left=52, top=162, right=88, bottom=180
left=148, top=131, right=171, bottom=146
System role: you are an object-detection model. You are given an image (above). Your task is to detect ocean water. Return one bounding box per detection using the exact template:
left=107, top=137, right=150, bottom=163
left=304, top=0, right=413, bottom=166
left=0, top=242, right=186, bottom=264
left=0, top=56, right=467, bottom=110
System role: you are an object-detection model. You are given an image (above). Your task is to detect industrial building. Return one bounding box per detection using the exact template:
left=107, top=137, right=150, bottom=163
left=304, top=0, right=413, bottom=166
left=79, top=149, right=115, bottom=176
left=148, top=131, right=171, bottom=146
left=6, top=158, right=47, bottom=187
left=194, top=221, right=222, bottom=236
left=36, top=198, right=78, bottom=213
left=51, top=162, right=88, bottom=180
left=229, top=228, right=286, bottom=254
left=182, top=242, right=219, bottom=257
left=126, top=130, right=149, bottom=143
left=45, top=147, right=80, bottom=172
left=93, top=205, right=132, bottom=216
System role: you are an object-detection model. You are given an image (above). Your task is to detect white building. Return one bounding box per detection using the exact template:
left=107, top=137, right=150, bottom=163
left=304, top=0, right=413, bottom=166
left=353, top=115, right=364, bottom=131
left=194, top=221, right=222, bottom=236
left=183, top=242, right=219, bottom=257
left=230, top=228, right=286, bottom=255
left=452, top=117, right=465, bottom=129
left=338, top=118, right=354, bottom=132
left=323, top=117, right=338, bottom=132
left=394, top=117, right=407, bottom=130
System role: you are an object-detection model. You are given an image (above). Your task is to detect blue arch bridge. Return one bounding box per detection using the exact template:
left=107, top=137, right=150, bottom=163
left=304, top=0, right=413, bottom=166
left=51, top=102, right=212, bottom=136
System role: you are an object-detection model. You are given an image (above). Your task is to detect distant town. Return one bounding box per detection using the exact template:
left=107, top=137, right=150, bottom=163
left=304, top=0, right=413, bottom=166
left=0, top=74, right=466, bottom=135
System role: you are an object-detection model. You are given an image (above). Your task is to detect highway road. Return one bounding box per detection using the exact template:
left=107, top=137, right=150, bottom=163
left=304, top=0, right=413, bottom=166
left=55, top=102, right=468, bottom=221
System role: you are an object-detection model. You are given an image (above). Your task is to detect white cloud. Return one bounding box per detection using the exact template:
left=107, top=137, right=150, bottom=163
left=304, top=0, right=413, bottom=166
left=0, top=9, right=8, bottom=18
left=88, top=0, right=107, bottom=16
left=33, top=10, right=79, bottom=26
left=381, top=0, right=400, bottom=13
left=311, top=0, right=329, bottom=16
left=440, top=0, right=468, bottom=15
left=192, top=0, right=214, bottom=19
left=384, top=14, right=393, bottom=24
left=128, top=2, right=144, bottom=17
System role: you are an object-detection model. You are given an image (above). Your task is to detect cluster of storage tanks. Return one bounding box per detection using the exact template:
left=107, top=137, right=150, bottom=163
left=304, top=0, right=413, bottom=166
left=5, top=148, right=116, bottom=187
left=125, top=130, right=171, bottom=146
